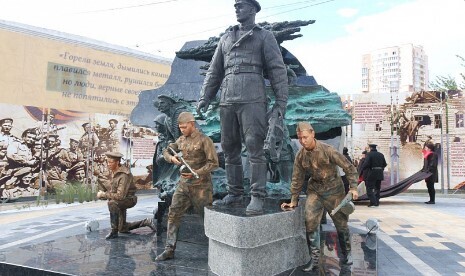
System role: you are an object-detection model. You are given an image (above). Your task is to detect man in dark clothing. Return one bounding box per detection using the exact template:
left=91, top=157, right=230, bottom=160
left=422, top=143, right=438, bottom=204
left=360, top=144, right=387, bottom=207
left=341, top=147, right=352, bottom=193
left=197, top=0, right=288, bottom=215
left=357, top=150, right=368, bottom=180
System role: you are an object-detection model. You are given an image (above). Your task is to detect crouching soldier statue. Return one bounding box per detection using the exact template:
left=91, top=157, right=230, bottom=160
left=97, top=152, right=155, bottom=239
left=281, top=122, right=359, bottom=271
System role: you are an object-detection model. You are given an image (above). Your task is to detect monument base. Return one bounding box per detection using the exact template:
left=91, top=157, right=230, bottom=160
left=205, top=198, right=310, bottom=276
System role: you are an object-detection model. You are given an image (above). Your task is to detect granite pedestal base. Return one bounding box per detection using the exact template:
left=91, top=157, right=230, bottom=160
left=204, top=199, right=310, bottom=276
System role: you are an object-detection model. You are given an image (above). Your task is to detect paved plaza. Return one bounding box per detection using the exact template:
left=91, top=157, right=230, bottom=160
left=0, top=192, right=464, bottom=275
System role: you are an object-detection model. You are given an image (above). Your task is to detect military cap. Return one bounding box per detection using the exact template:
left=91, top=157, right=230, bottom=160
left=109, top=119, right=118, bottom=124
left=105, top=152, right=124, bottom=159
left=153, top=114, right=167, bottom=124
left=235, top=0, right=261, bottom=12
left=69, top=162, right=85, bottom=173
left=70, top=138, right=79, bottom=144
left=368, top=143, right=377, bottom=148
left=0, top=118, right=13, bottom=125
left=157, top=94, right=176, bottom=103
left=82, top=122, right=90, bottom=128
left=178, top=112, right=195, bottom=124
left=22, top=128, right=35, bottom=137
left=296, top=122, right=314, bottom=133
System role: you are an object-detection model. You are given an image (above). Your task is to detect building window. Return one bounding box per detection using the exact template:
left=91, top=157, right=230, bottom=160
left=375, top=122, right=382, bottom=131
left=456, top=113, right=464, bottom=128
left=434, top=114, right=442, bottom=129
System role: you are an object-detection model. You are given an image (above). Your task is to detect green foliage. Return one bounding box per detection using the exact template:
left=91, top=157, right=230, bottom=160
left=430, top=55, right=465, bottom=91
left=430, top=75, right=458, bottom=91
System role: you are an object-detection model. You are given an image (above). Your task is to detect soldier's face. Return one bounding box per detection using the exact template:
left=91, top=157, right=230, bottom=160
left=24, top=133, right=36, bottom=146
left=179, top=122, right=195, bottom=137
left=158, top=99, right=171, bottom=113
left=76, top=170, right=86, bottom=181
left=107, top=158, right=120, bottom=172
left=22, top=174, right=34, bottom=185
left=71, top=141, right=78, bottom=150
left=297, top=130, right=315, bottom=150
left=109, top=122, right=116, bottom=129
left=235, top=2, right=254, bottom=23
left=1, top=122, right=12, bottom=133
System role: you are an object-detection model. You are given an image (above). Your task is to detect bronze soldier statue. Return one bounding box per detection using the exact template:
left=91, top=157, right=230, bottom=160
left=97, top=152, right=155, bottom=239
left=281, top=122, right=359, bottom=271
left=197, top=0, right=288, bottom=214
left=155, top=112, right=219, bottom=261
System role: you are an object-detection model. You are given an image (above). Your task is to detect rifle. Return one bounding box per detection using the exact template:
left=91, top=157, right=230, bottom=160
left=330, top=192, right=353, bottom=216
left=167, top=147, right=199, bottom=179
left=263, top=109, right=284, bottom=163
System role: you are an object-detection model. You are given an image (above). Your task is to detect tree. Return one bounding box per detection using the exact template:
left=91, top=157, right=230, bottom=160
left=430, top=55, right=464, bottom=91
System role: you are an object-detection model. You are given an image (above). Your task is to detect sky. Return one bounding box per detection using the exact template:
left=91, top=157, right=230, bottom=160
left=0, top=0, right=464, bottom=94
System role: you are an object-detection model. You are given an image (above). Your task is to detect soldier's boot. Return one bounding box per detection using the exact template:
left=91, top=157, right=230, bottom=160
left=155, top=222, right=178, bottom=261
left=119, top=209, right=130, bottom=233
left=213, top=164, right=243, bottom=207
left=338, top=230, right=353, bottom=265
left=245, top=163, right=267, bottom=215
left=125, top=218, right=157, bottom=232
left=245, top=196, right=264, bottom=215
left=105, top=212, right=119, bottom=240
left=302, top=231, right=321, bottom=272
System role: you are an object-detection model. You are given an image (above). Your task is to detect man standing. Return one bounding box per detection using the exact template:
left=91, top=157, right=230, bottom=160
left=197, top=0, right=288, bottom=214
left=107, top=119, right=120, bottom=152
left=97, top=152, right=155, bottom=239
left=155, top=112, right=218, bottom=261
left=360, top=144, right=387, bottom=207
left=281, top=122, right=358, bottom=271
left=6, top=129, right=38, bottom=170
left=0, top=118, right=18, bottom=175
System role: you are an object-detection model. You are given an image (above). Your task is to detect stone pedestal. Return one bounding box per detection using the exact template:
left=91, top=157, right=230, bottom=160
left=204, top=199, right=310, bottom=276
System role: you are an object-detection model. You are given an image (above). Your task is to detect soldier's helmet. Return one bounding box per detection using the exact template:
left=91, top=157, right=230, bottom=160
left=177, top=112, right=195, bottom=124
left=153, top=114, right=167, bottom=125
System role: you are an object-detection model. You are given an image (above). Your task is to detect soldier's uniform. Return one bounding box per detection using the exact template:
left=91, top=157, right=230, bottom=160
left=6, top=138, right=36, bottom=169
left=103, top=152, right=155, bottom=239
left=79, top=123, right=99, bottom=158
left=94, top=157, right=110, bottom=192
left=107, top=119, right=120, bottom=152
left=289, top=122, right=358, bottom=270
left=155, top=112, right=218, bottom=261
left=0, top=128, right=18, bottom=175
left=199, top=0, right=288, bottom=214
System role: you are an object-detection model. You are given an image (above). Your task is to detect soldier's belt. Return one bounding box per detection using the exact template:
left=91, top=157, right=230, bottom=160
left=225, top=65, right=263, bottom=76
left=372, top=167, right=383, bottom=170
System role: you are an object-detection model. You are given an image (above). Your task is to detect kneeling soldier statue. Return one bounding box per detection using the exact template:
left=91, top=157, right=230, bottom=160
left=97, top=152, right=155, bottom=239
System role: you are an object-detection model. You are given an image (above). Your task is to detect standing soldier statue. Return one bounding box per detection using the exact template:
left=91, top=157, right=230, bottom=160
left=155, top=112, right=218, bottom=261
left=197, top=0, right=288, bottom=215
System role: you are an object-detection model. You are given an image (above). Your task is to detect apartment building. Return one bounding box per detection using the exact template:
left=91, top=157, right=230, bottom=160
left=362, top=44, right=429, bottom=93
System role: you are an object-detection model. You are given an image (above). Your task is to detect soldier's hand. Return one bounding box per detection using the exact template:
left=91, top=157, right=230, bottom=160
left=350, top=189, right=359, bottom=200
left=96, top=191, right=107, bottom=200
left=196, top=99, right=210, bottom=115
left=281, top=202, right=297, bottom=211
left=170, top=156, right=182, bottom=166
